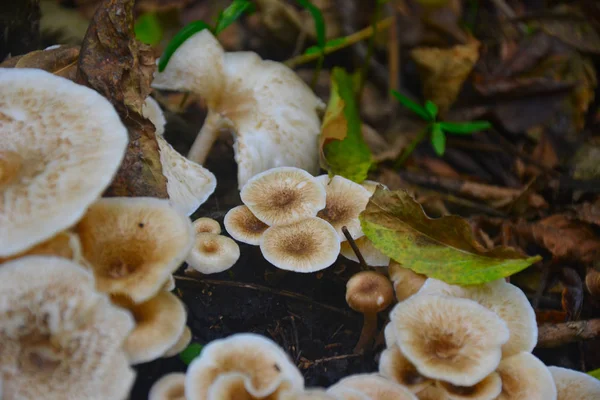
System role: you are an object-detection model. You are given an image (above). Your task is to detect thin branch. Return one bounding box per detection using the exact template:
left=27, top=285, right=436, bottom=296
left=537, top=319, right=600, bottom=348
left=342, top=226, right=368, bottom=269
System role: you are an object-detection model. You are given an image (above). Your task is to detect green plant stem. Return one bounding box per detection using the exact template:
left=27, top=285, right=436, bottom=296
left=284, top=17, right=394, bottom=68
left=356, top=1, right=383, bottom=103
left=311, top=52, right=324, bottom=89
left=394, top=126, right=430, bottom=168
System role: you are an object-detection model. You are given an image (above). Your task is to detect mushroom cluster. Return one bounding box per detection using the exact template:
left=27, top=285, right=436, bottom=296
left=185, top=216, right=240, bottom=274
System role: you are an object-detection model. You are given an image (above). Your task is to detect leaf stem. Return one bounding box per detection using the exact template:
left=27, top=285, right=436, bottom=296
left=394, top=126, right=430, bottom=168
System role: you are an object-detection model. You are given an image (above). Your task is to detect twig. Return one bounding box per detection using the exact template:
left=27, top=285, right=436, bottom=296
left=537, top=319, right=600, bottom=348
left=299, top=353, right=363, bottom=368
left=490, top=0, right=529, bottom=34
left=342, top=226, right=368, bottom=269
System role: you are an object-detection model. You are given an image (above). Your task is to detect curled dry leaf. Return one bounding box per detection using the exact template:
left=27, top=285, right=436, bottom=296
left=0, top=45, right=80, bottom=80
left=360, top=188, right=541, bottom=285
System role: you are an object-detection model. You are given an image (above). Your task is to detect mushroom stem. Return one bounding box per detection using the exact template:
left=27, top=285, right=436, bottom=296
left=187, top=111, right=224, bottom=164
left=341, top=226, right=368, bottom=270
left=0, top=150, right=22, bottom=187
left=354, top=312, right=378, bottom=354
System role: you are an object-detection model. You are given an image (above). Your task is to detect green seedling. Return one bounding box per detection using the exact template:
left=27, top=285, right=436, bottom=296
left=179, top=342, right=204, bottom=365
left=391, top=90, right=491, bottom=165
left=296, top=0, right=326, bottom=89
left=158, top=0, right=255, bottom=72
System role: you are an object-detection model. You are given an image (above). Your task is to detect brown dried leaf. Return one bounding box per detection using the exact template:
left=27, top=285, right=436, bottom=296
left=575, top=199, right=600, bottom=226
left=0, top=46, right=80, bottom=80
left=77, top=0, right=167, bottom=198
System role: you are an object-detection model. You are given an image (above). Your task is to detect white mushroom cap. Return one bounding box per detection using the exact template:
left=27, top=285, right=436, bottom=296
left=0, top=68, right=128, bottom=257
left=0, top=256, right=135, bottom=400
left=162, top=274, right=176, bottom=292
left=193, top=217, right=222, bottom=234
left=495, top=353, right=557, bottom=400
left=418, top=278, right=537, bottom=357
left=224, top=205, right=269, bottom=245
left=0, top=230, right=83, bottom=264
left=436, top=372, right=502, bottom=400
left=415, top=385, right=450, bottom=400
left=379, top=345, right=433, bottom=393
left=389, top=262, right=427, bottom=301
left=76, top=197, right=194, bottom=303
left=185, top=233, right=240, bottom=274
left=185, top=333, right=304, bottom=400
left=549, top=366, right=600, bottom=400
left=315, top=175, right=372, bottom=241
left=241, top=167, right=326, bottom=226
left=384, top=322, right=396, bottom=347
left=361, top=180, right=387, bottom=195
left=280, top=389, right=338, bottom=400
left=326, top=387, right=370, bottom=400
left=260, top=217, right=340, bottom=273
left=156, top=134, right=217, bottom=216
left=206, top=373, right=294, bottom=400
left=340, top=236, right=390, bottom=267
left=149, top=373, right=186, bottom=400
left=163, top=326, right=192, bottom=358
left=390, top=294, right=509, bottom=386
left=327, top=374, right=418, bottom=400
left=143, top=96, right=167, bottom=136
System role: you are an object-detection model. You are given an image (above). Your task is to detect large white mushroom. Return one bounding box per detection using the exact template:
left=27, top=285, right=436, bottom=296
left=0, top=68, right=128, bottom=257
left=153, top=30, right=324, bottom=188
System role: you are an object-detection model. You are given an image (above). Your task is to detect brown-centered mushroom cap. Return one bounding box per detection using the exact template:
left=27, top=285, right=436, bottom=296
left=389, top=262, right=427, bottom=301
left=260, top=217, right=340, bottom=273
left=315, top=175, right=372, bottom=242
left=149, top=373, right=186, bottom=400
left=185, top=233, right=240, bottom=274
left=328, top=374, right=417, bottom=400
left=193, top=217, right=222, bottom=234
left=224, top=205, right=269, bottom=245
left=0, top=68, right=128, bottom=257
left=241, top=167, right=326, bottom=226
left=495, top=353, right=557, bottom=400
left=390, top=294, right=509, bottom=386
left=185, top=333, right=304, bottom=400
left=436, top=372, right=502, bottom=400
left=76, top=197, right=194, bottom=303
left=340, top=237, right=390, bottom=267
left=0, top=256, right=135, bottom=400
left=549, top=366, right=600, bottom=400
left=346, top=271, right=394, bottom=314
left=379, top=345, right=433, bottom=393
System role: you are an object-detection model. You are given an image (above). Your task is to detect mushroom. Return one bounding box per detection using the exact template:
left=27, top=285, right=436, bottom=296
left=361, top=180, right=387, bottom=195
left=549, top=366, right=600, bottom=400
left=153, top=30, right=324, bottom=188
left=327, top=374, right=417, bottom=400
left=435, top=372, right=502, bottom=400
left=206, top=373, right=294, bottom=400
left=280, top=389, right=339, bottom=400
left=149, top=373, right=186, bottom=400
left=345, top=271, right=395, bottom=353
left=415, top=385, right=450, bottom=400
left=114, top=290, right=187, bottom=364
left=390, top=294, right=509, bottom=386
left=0, top=256, right=135, bottom=400
left=315, top=175, right=372, bottom=241
left=193, top=217, right=222, bottom=234
left=75, top=197, right=194, bottom=303
left=185, top=333, right=304, bottom=400
left=162, top=274, right=176, bottom=292
left=379, top=345, right=433, bottom=393
left=325, top=387, right=370, bottom=400
left=495, top=353, right=557, bottom=400
left=384, top=322, right=396, bottom=347
left=260, top=217, right=340, bottom=273
left=0, top=231, right=82, bottom=265
left=241, top=167, right=326, bottom=226
left=224, top=205, right=269, bottom=245
left=185, top=233, right=240, bottom=274
left=143, top=96, right=167, bottom=136
left=340, top=237, right=390, bottom=267
left=0, top=68, right=128, bottom=257
left=418, top=278, right=537, bottom=357
left=388, top=262, right=427, bottom=301
left=585, top=267, right=600, bottom=299
left=163, top=326, right=192, bottom=358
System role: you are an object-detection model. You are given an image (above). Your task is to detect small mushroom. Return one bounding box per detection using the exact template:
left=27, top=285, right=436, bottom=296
left=206, top=373, right=293, bottom=400
left=345, top=271, right=395, bottom=353
left=325, top=387, right=370, bottom=400
left=149, top=373, right=186, bottom=400
left=0, top=231, right=82, bottom=264
left=193, top=217, right=222, bottom=234
left=328, top=374, right=417, bottom=400
left=0, top=68, right=128, bottom=257
left=185, top=233, right=240, bottom=274
left=361, top=180, right=387, bottom=195
left=185, top=333, right=304, bottom=400
left=76, top=197, right=194, bottom=303
left=384, top=322, right=397, bottom=347
left=224, top=205, right=269, bottom=245
left=115, top=291, right=187, bottom=365
left=143, top=96, right=167, bottom=136
left=0, top=256, right=135, bottom=400
left=435, top=372, right=502, bottom=400
left=495, top=353, right=557, bottom=400
left=241, top=167, right=326, bottom=226
left=379, top=345, right=433, bottom=393
left=418, top=278, right=537, bottom=357
left=390, top=294, right=509, bottom=386
left=415, top=385, right=450, bottom=400
left=163, top=326, right=192, bottom=358
left=549, top=366, right=600, bottom=400
left=162, top=274, right=176, bottom=292
left=315, top=175, right=372, bottom=241
left=388, top=262, right=427, bottom=301
left=340, top=237, right=390, bottom=267
left=260, top=217, right=340, bottom=273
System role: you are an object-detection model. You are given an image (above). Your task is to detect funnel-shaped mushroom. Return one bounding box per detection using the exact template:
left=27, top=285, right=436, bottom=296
left=153, top=30, right=324, bottom=188
left=193, top=217, right=222, bottom=234
left=328, top=374, right=417, bottom=400
left=549, top=366, right=600, bottom=400
left=0, top=231, right=83, bottom=264
left=0, top=256, right=135, bottom=400
left=185, top=333, right=304, bottom=400
left=163, top=326, right=192, bottom=358
left=0, top=68, right=128, bottom=257
left=224, top=205, right=269, bottom=245
left=495, top=353, right=556, bottom=400
left=149, top=373, right=186, bottom=400
left=390, top=294, right=509, bottom=386
left=206, top=373, right=294, bottom=400
left=186, top=233, right=240, bottom=274
left=76, top=197, right=194, bottom=303
left=436, top=372, right=502, bottom=400
left=389, top=262, right=427, bottom=301
left=379, top=345, right=433, bottom=393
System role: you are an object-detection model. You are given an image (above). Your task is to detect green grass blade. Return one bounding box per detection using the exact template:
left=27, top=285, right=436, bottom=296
left=391, top=90, right=432, bottom=121
left=214, top=0, right=255, bottom=35
left=425, top=100, right=438, bottom=120
left=438, top=121, right=492, bottom=135
left=179, top=342, right=204, bottom=365
left=431, top=123, right=446, bottom=155
left=296, top=0, right=326, bottom=49
left=158, top=20, right=212, bottom=72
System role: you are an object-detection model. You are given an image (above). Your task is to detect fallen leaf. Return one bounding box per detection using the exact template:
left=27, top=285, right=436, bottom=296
left=360, top=188, right=541, bottom=285
left=0, top=45, right=80, bottom=80
left=560, top=267, right=584, bottom=321
left=574, top=199, right=600, bottom=226
left=77, top=0, right=168, bottom=198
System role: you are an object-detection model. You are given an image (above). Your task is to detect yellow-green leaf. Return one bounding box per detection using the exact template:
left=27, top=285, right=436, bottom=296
left=360, top=188, right=542, bottom=285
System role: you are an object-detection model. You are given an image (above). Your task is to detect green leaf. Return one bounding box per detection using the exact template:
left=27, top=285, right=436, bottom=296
left=179, top=342, right=204, bottom=365
left=320, top=67, right=372, bottom=183
left=588, top=368, right=600, bottom=380
left=214, top=0, right=255, bottom=35
left=134, top=13, right=163, bottom=45
left=391, top=90, right=432, bottom=121
left=438, top=120, right=491, bottom=135
left=303, top=37, right=347, bottom=55
left=430, top=123, right=446, bottom=155
left=425, top=100, right=438, bottom=120
left=360, top=188, right=542, bottom=285
left=158, top=20, right=212, bottom=72
left=296, top=0, right=326, bottom=49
